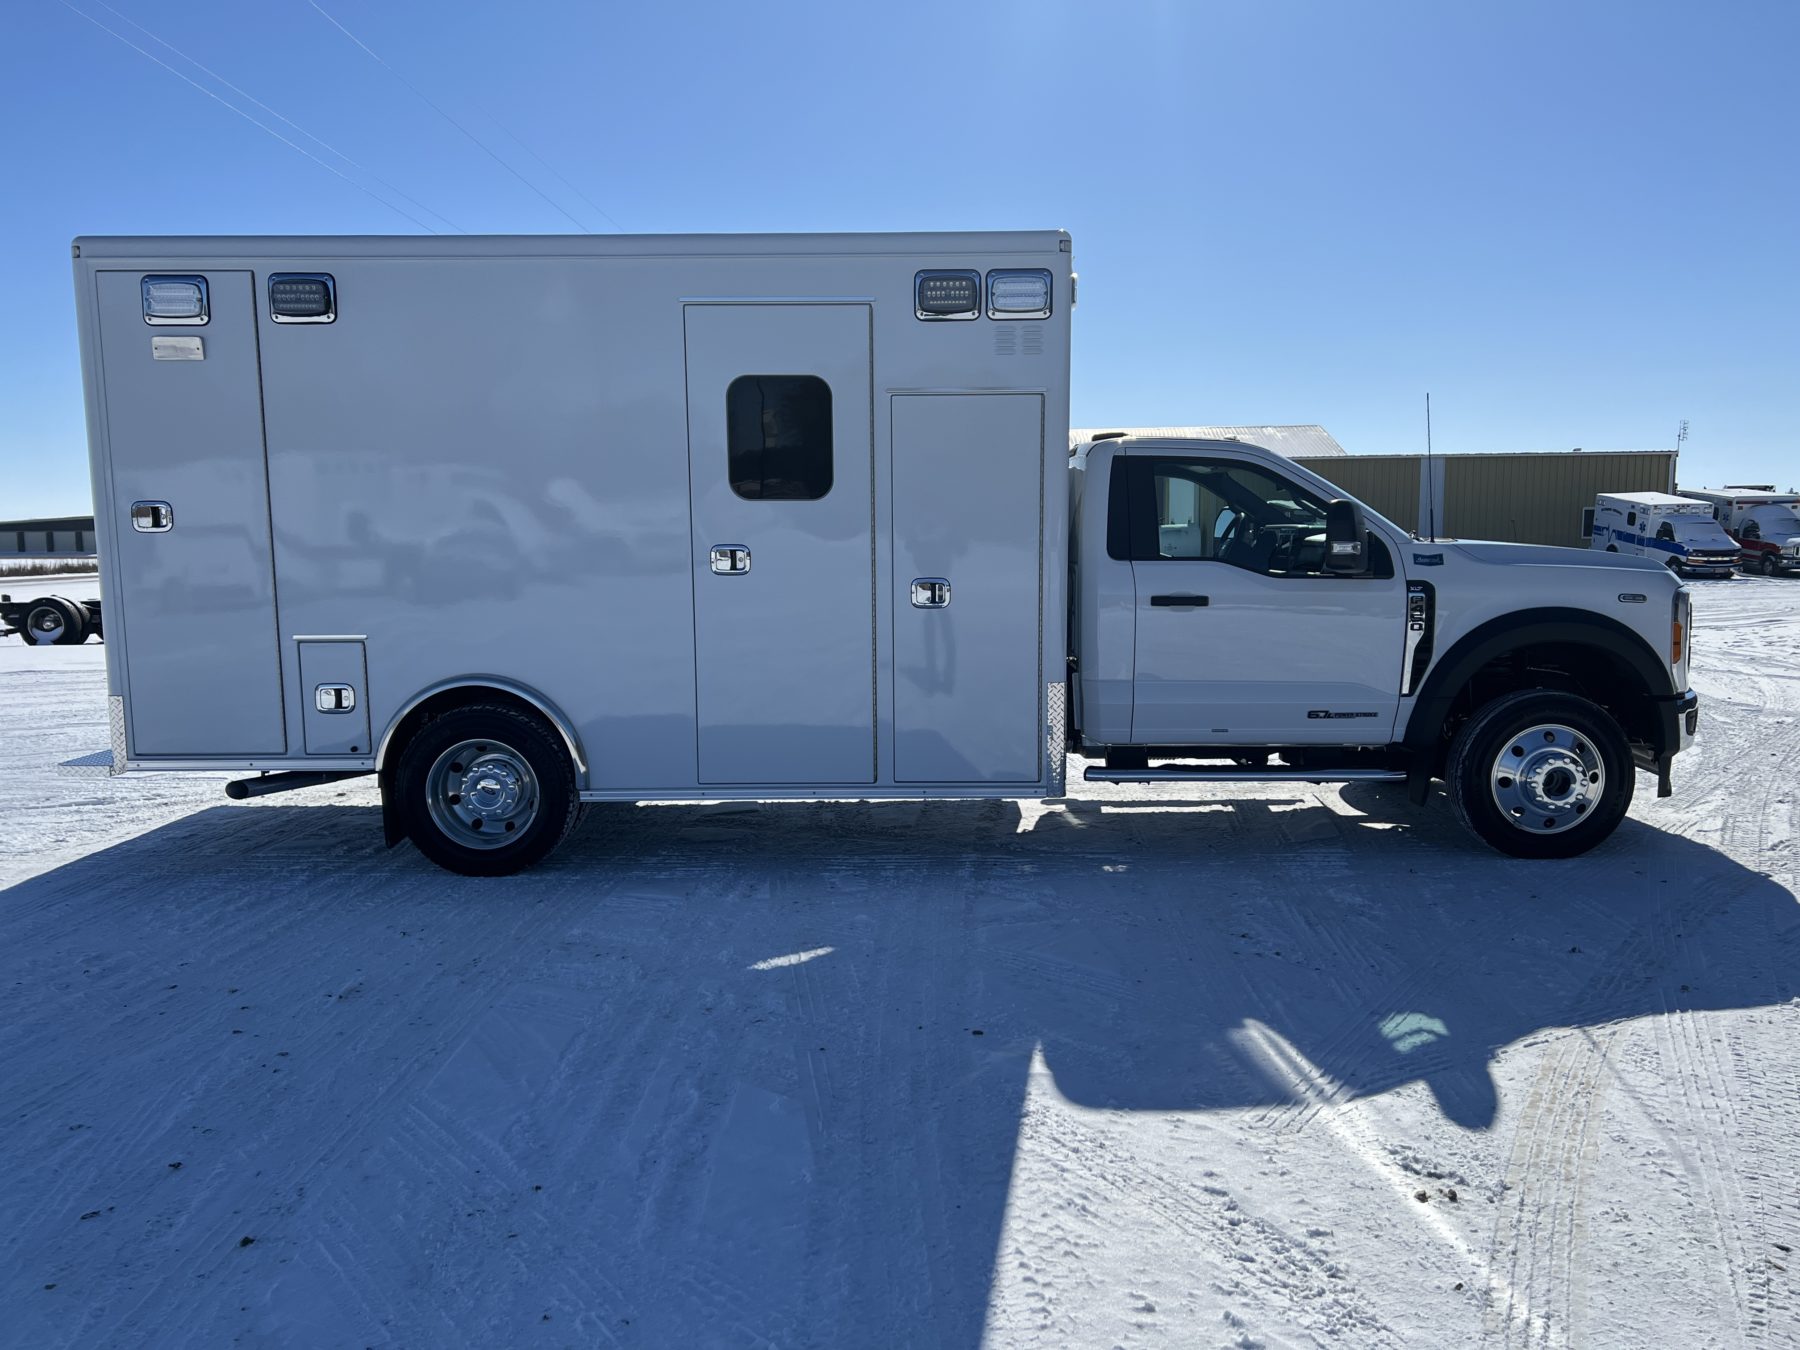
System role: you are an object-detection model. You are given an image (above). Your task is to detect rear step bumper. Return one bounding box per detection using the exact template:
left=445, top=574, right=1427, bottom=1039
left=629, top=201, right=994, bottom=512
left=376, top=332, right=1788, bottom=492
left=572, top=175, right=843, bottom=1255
left=1084, top=767, right=1406, bottom=784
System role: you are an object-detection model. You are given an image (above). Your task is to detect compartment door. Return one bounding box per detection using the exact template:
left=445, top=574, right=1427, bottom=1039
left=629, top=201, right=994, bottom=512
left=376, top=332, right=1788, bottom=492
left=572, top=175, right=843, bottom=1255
left=684, top=304, right=874, bottom=784
left=892, top=394, right=1043, bottom=783
left=94, top=270, right=285, bottom=756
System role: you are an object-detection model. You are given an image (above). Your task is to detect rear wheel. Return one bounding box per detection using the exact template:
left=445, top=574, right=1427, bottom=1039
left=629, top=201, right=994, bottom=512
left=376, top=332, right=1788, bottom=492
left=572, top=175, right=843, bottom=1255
left=1446, top=690, right=1634, bottom=859
left=395, top=703, right=579, bottom=875
left=24, top=598, right=87, bottom=646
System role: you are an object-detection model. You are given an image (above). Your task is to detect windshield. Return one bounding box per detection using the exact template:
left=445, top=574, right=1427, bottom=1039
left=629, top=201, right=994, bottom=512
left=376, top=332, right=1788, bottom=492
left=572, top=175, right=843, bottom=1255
left=1672, top=517, right=1737, bottom=547
left=1744, top=506, right=1800, bottom=539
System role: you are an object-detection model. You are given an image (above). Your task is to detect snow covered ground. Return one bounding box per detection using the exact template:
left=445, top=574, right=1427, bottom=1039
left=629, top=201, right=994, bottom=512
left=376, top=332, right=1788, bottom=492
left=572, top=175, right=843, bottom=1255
left=2, top=579, right=1796, bottom=1349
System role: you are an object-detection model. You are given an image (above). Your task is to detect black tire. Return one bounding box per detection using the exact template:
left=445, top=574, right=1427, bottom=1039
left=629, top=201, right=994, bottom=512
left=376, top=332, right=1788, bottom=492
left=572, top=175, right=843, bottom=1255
left=1605, top=544, right=1618, bottom=553
left=394, top=703, right=580, bottom=876
left=1445, top=690, right=1634, bottom=859
left=24, top=597, right=87, bottom=646
left=1763, top=554, right=1778, bottom=577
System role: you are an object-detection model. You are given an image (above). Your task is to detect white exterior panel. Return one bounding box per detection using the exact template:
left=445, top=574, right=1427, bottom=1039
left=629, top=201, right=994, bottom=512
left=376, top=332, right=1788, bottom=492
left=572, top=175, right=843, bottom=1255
left=891, top=393, right=1043, bottom=782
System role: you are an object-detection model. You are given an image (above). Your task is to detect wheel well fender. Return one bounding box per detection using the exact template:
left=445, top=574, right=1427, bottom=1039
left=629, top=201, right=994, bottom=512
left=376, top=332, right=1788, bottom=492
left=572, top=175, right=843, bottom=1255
left=1403, top=608, right=1675, bottom=760
left=375, top=678, right=587, bottom=847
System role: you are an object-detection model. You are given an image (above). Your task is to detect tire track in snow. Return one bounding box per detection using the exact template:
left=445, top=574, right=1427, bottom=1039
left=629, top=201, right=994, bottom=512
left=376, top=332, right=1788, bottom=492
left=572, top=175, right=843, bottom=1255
left=1003, top=1059, right=1402, bottom=1347
left=1483, top=1028, right=1608, bottom=1348
left=1483, top=579, right=1800, bottom=1350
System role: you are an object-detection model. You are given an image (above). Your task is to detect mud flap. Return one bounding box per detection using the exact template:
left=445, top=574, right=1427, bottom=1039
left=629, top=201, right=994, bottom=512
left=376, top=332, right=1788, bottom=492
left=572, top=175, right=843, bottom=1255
left=380, top=762, right=404, bottom=848
left=1656, top=756, right=1673, bottom=799
left=1406, top=765, right=1433, bottom=805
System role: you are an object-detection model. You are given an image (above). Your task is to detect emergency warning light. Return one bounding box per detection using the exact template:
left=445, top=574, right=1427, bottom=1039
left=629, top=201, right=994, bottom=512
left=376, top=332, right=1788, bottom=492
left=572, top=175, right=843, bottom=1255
left=915, top=270, right=981, bottom=320
left=141, top=275, right=208, bottom=325
left=986, top=269, right=1052, bottom=319
left=269, top=274, right=337, bottom=324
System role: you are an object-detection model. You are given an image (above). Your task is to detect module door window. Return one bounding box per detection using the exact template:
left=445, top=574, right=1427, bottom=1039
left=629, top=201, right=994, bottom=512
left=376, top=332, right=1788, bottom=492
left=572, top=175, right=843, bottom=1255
left=1125, top=454, right=1404, bottom=744
left=727, top=375, right=832, bottom=500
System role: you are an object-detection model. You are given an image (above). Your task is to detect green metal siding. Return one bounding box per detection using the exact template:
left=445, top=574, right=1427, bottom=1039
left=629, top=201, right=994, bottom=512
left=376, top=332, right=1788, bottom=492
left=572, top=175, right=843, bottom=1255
left=1292, top=452, right=1675, bottom=547
left=1443, top=453, right=1675, bottom=547
left=1295, top=456, right=1422, bottom=533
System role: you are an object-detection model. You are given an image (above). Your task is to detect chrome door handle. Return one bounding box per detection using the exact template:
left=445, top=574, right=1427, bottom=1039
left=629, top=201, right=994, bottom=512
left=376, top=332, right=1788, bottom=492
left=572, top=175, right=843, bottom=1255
left=710, top=545, right=751, bottom=575
left=911, top=578, right=951, bottom=608
left=131, top=501, right=173, bottom=533
left=314, top=684, right=356, bottom=713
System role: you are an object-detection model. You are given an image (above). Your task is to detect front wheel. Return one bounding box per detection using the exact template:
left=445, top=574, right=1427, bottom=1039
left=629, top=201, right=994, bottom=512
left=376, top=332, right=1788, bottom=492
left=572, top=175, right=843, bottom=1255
left=394, top=703, right=580, bottom=875
left=1445, top=690, right=1634, bottom=859
left=1763, top=555, right=1779, bottom=577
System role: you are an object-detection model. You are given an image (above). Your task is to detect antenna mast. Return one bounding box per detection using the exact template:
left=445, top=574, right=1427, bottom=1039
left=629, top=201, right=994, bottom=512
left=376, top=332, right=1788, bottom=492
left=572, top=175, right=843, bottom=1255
left=1425, top=393, right=1438, bottom=541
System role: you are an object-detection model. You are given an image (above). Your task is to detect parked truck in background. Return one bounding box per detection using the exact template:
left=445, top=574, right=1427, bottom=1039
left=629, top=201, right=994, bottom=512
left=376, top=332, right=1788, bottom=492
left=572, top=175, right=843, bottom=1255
left=1588, top=491, right=1741, bottom=578
left=65, top=230, right=1698, bottom=874
left=1, top=589, right=102, bottom=644
left=1679, top=487, right=1800, bottom=576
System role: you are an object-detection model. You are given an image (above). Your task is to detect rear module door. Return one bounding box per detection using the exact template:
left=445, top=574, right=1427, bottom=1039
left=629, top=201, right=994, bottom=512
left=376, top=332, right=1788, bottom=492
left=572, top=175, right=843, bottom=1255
left=94, top=270, right=285, bottom=757
left=684, top=304, right=874, bottom=784
left=891, top=393, right=1043, bottom=782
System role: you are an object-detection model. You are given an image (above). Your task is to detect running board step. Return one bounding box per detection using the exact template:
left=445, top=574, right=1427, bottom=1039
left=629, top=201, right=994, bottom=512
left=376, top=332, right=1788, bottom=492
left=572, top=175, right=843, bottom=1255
left=1084, top=767, right=1406, bottom=784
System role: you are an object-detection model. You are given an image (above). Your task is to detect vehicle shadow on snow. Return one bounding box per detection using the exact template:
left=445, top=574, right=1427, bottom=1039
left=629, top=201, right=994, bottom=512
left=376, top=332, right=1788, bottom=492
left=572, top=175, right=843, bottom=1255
left=4, top=789, right=1795, bottom=1347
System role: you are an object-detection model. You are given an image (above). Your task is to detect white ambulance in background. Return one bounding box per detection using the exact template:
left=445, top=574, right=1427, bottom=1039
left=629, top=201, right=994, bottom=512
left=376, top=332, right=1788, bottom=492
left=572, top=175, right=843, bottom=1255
left=1588, top=492, right=1740, bottom=578
left=1679, top=487, right=1800, bottom=577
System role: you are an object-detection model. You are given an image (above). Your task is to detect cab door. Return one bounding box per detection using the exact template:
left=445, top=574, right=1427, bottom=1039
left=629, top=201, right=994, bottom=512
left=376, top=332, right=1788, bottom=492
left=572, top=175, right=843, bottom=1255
left=1124, top=454, right=1405, bottom=744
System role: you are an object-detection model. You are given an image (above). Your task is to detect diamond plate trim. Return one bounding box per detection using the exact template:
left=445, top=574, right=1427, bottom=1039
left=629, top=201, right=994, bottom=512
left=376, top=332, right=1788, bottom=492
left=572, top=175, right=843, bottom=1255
left=57, top=749, right=115, bottom=776
left=1046, top=681, right=1068, bottom=795
left=110, top=694, right=126, bottom=773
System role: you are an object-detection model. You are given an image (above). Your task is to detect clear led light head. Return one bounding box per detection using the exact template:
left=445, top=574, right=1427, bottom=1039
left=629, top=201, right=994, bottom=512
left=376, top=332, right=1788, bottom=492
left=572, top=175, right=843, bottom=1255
left=141, top=275, right=209, bottom=325
left=986, top=269, right=1052, bottom=319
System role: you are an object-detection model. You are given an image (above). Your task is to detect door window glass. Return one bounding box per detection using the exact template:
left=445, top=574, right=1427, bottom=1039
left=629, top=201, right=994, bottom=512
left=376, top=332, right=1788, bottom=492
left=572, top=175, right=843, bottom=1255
left=726, top=375, right=832, bottom=500
left=1656, top=521, right=1676, bottom=542
left=1138, top=459, right=1337, bottom=577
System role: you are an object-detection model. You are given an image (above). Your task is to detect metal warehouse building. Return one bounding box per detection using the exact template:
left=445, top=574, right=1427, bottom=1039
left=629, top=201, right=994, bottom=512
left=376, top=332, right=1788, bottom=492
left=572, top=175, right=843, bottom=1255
left=1293, top=450, right=1677, bottom=548
left=1, top=515, right=98, bottom=558
left=1073, top=428, right=1676, bottom=550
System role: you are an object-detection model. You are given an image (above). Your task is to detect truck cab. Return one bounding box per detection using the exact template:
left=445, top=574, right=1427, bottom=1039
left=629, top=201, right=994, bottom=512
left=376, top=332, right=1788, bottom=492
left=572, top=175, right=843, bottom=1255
left=1588, top=491, right=1741, bottom=577
left=1072, top=437, right=1697, bottom=859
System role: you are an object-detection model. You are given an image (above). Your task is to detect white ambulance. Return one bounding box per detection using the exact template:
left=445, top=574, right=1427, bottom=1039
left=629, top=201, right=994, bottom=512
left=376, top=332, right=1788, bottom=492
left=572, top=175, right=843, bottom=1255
left=1588, top=492, right=1741, bottom=578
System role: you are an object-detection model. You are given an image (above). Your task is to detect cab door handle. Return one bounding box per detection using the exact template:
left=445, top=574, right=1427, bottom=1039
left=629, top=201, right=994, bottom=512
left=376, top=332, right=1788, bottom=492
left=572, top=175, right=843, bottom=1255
left=1150, top=594, right=1209, bottom=608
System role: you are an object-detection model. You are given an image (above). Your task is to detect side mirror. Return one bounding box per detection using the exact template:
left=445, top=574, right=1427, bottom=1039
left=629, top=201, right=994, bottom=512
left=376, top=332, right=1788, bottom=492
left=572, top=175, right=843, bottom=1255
left=1324, top=498, right=1371, bottom=575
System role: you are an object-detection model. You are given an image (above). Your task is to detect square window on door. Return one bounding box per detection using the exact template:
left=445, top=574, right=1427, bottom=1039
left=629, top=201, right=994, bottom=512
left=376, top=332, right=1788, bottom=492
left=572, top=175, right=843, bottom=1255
left=726, top=374, right=833, bottom=500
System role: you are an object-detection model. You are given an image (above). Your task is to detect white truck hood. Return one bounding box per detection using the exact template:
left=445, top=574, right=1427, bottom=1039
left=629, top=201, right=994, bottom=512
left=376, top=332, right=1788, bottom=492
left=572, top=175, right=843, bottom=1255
left=1436, top=539, right=1669, bottom=574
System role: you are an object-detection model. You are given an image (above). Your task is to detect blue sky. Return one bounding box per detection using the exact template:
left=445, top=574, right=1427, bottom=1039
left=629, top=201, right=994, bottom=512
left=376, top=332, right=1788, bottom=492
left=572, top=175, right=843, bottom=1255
left=5, top=0, right=1795, bottom=516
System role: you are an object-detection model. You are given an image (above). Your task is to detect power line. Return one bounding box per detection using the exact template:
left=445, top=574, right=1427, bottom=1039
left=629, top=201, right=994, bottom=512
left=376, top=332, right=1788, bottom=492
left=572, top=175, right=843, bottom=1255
left=93, top=0, right=464, bottom=233
left=54, top=0, right=442, bottom=232
left=484, top=112, right=626, bottom=233
left=305, top=0, right=596, bottom=233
